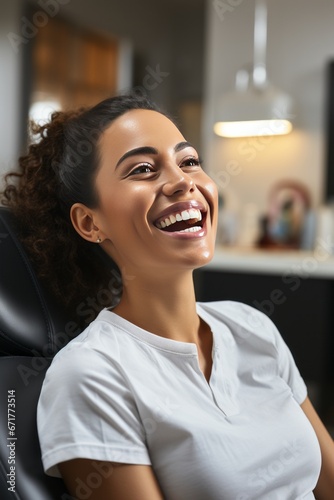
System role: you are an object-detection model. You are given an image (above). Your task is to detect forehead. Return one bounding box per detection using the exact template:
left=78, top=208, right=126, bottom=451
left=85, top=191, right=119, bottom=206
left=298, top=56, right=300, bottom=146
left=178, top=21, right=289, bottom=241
left=99, top=109, right=185, bottom=161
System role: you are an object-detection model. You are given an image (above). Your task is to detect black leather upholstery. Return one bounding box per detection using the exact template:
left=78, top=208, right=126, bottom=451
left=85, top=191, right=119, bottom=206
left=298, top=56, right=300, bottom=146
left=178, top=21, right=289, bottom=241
left=0, top=206, right=78, bottom=499
left=0, top=208, right=74, bottom=357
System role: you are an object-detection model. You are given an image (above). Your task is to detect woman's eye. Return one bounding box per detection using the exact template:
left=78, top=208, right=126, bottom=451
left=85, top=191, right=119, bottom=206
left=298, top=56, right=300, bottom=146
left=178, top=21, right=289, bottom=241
left=129, top=164, right=154, bottom=176
left=180, top=157, right=203, bottom=168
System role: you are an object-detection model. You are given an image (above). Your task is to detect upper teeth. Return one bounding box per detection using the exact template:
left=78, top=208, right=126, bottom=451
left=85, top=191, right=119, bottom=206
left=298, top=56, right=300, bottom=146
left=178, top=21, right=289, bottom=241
left=156, top=208, right=202, bottom=229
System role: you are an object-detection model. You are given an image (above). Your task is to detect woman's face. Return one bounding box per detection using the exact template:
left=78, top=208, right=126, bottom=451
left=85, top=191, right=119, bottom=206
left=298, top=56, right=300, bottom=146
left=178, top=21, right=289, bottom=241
left=89, top=109, right=218, bottom=276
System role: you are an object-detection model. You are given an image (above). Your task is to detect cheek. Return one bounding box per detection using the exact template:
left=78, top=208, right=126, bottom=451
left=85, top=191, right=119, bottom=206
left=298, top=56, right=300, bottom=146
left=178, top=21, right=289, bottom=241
left=201, top=177, right=219, bottom=238
left=100, top=184, right=154, bottom=232
left=199, top=174, right=219, bottom=213
left=207, top=178, right=219, bottom=204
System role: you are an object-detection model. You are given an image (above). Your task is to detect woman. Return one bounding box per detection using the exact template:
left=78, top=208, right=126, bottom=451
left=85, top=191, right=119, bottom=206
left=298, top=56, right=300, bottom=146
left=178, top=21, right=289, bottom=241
left=2, top=94, right=334, bottom=499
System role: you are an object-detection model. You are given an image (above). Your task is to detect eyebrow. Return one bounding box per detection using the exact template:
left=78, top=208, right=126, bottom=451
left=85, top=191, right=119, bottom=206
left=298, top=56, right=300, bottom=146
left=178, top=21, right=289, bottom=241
left=115, top=141, right=195, bottom=168
left=174, top=141, right=194, bottom=153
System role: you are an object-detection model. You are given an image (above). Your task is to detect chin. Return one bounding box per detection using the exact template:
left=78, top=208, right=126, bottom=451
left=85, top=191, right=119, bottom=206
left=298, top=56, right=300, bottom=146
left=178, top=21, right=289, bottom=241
left=180, top=245, right=215, bottom=271
left=195, top=251, right=214, bottom=269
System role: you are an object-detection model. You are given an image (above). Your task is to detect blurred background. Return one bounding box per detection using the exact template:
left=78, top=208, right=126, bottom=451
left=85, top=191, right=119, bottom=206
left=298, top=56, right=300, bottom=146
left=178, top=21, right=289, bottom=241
left=1, top=0, right=334, bottom=428
left=2, top=0, right=334, bottom=246
left=0, top=0, right=206, bottom=174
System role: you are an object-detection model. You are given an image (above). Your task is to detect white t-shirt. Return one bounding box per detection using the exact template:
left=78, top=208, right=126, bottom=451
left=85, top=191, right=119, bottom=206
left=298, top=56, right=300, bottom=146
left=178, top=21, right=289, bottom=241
left=37, top=301, right=321, bottom=499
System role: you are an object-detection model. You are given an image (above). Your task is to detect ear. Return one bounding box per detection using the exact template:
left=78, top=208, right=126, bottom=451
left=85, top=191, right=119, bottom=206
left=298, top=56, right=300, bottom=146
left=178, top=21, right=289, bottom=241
left=70, top=203, right=103, bottom=243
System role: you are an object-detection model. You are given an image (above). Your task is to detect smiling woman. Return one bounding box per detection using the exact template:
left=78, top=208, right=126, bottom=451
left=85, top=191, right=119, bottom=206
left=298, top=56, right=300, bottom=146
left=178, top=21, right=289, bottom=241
left=1, top=94, right=334, bottom=499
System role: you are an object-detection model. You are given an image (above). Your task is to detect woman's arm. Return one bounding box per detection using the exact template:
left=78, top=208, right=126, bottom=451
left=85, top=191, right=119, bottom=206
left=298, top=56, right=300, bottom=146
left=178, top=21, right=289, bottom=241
left=58, top=459, right=164, bottom=500
left=301, top=397, right=334, bottom=499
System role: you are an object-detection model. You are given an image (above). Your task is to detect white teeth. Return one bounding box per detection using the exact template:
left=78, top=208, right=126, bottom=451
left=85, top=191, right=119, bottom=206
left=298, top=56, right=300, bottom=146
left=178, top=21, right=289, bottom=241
left=189, top=209, right=198, bottom=219
left=156, top=208, right=203, bottom=229
left=179, top=226, right=202, bottom=233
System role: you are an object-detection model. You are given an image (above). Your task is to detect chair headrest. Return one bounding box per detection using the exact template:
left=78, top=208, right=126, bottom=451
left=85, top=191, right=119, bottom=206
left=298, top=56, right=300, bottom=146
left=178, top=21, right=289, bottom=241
left=0, top=207, right=80, bottom=356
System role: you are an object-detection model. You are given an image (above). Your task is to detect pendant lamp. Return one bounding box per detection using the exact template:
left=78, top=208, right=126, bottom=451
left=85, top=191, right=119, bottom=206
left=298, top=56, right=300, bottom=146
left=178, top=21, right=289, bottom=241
left=214, top=0, right=294, bottom=138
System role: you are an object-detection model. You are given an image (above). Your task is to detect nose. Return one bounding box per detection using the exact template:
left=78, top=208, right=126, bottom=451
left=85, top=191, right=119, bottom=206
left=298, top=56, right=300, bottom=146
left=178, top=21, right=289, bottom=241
left=161, top=165, right=195, bottom=197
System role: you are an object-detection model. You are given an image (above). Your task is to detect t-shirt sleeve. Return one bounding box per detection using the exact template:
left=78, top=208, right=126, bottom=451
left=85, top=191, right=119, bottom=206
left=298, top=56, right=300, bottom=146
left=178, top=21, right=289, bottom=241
left=37, top=337, right=151, bottom=478
left=271, top=320, right=308, bottom=404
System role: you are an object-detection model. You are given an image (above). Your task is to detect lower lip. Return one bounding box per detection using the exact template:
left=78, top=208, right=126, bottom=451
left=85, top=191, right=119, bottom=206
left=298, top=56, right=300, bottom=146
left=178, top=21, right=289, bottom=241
left=156, top=221, right=208, bottom=239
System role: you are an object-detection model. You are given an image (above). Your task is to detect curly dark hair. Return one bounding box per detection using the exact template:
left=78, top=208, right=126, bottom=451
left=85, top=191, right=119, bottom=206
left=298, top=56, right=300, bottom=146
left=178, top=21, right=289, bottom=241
left=1, top=94, right=161, bottom=326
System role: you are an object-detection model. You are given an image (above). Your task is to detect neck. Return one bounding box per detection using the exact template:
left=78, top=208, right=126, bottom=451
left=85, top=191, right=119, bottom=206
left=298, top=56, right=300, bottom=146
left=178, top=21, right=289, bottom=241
left=113, top=270, right=200, bottom=343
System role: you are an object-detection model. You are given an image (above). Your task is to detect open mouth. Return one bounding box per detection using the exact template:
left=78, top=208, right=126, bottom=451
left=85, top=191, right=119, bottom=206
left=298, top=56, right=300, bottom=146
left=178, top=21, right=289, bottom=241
left=154, top=208, right=205, bottom=234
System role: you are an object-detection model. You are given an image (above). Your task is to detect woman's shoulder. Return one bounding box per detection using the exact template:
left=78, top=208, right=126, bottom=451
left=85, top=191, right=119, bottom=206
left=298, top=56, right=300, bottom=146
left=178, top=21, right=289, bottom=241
left=197, top=300, right=272, bottom=328
left=197, top=300, right=280, bottom=350
left=48, top=309, right=126, bottom=374
left=41, top=309, right=143, bottom=405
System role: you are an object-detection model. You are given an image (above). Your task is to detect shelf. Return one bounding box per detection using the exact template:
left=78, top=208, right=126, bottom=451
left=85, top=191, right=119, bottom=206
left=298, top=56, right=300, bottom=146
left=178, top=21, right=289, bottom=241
left=204, top=245, right=334, bottom=279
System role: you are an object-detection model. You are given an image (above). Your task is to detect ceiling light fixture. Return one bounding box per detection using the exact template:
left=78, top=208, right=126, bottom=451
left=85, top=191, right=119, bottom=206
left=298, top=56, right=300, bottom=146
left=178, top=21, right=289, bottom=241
left=214, top=0, right=294, bottom=139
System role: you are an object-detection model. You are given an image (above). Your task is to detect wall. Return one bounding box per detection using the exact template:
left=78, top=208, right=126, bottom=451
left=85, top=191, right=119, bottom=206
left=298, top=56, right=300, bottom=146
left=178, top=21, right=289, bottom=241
left=0, top=1, right=23, bottom=181
left=35, top=0, right=205, bottom=122
left=0, top=0, right=205, bottom=184
left=203, top=0, right=334, bottom=221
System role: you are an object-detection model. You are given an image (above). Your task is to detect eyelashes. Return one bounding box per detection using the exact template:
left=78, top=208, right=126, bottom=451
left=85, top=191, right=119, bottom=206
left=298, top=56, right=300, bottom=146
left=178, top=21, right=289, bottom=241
left=180, top=156, right=203, bottom=168
left=127, top=156, right=203, bottom=177
left=128, top=163, right=154, bottom=176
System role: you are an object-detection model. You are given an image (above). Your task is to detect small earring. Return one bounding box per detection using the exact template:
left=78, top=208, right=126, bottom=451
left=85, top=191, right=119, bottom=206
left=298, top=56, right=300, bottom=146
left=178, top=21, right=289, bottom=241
left=96, top=236, right=102, bottom=243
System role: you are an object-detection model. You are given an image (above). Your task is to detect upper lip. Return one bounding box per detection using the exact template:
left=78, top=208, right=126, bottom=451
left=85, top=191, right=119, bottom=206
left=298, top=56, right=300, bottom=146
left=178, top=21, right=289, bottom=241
left=153, top=200, right=207, bottom=225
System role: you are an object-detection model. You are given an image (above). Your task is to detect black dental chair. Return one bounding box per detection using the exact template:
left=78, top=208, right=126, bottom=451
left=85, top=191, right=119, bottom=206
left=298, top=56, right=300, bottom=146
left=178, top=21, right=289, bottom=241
left=0, top=206, right=79, bottom=499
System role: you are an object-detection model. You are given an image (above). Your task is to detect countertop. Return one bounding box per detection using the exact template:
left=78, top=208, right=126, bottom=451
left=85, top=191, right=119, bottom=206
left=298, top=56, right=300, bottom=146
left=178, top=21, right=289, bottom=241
left=204, top=244, right=334, bottom=279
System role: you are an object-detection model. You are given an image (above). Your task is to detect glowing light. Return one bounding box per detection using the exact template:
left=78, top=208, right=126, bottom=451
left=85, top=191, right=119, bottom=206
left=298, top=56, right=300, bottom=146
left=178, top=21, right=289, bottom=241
left=213, top=119, right=292, bottom=138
